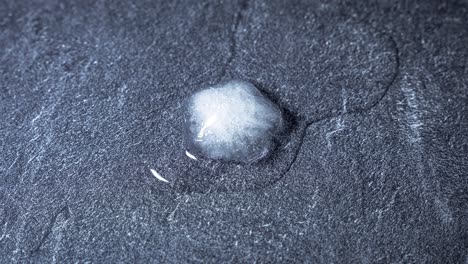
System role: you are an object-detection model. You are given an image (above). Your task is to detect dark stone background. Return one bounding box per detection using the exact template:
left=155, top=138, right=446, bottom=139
left=1, top=0, right=467, bottom=262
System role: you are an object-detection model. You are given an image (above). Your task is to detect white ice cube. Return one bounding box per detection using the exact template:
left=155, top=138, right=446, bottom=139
left=184, top=80, right=284, bottom=163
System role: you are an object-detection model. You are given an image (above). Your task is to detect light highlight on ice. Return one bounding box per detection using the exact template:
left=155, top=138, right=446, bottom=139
left=150, top=169, right=169, bottom=183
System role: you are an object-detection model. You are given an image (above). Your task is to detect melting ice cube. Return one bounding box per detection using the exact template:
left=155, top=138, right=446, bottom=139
left=184, top=80, right=285, bottom=163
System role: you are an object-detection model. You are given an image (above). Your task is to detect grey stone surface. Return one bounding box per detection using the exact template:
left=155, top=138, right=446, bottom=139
left=0, top=0, right=467, bottom=262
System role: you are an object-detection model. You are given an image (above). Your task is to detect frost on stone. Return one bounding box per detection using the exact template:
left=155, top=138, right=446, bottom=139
left=184, top=80, right=285, bottom=163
